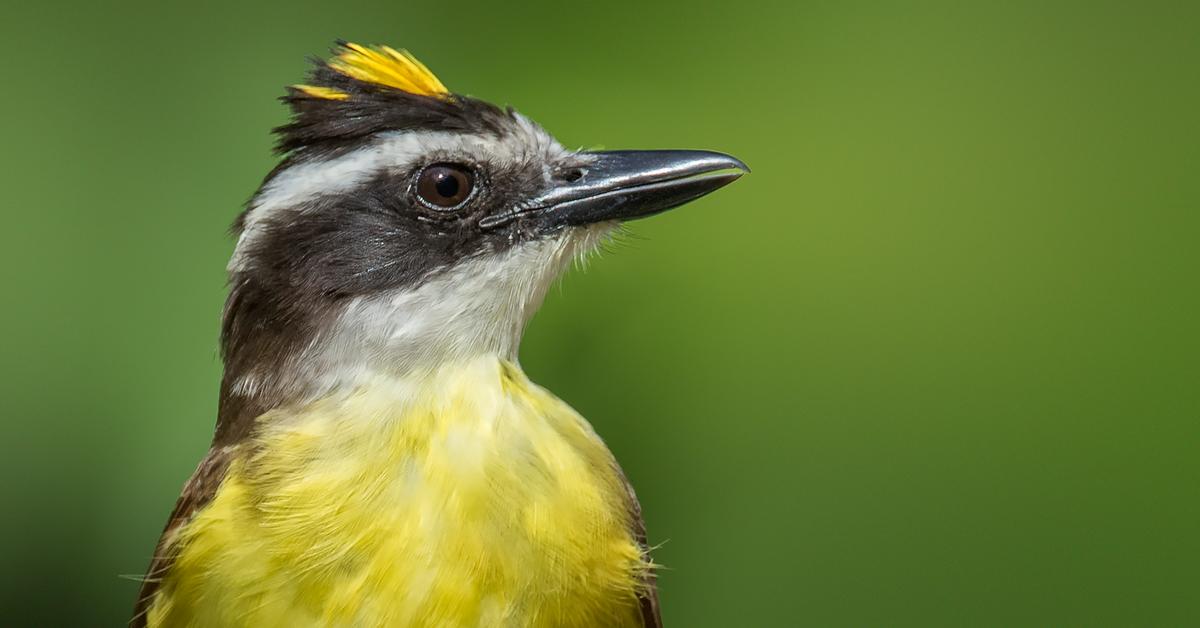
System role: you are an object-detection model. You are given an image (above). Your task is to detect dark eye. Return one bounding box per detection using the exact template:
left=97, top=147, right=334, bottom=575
left=415, top=163, right=474, bottom=210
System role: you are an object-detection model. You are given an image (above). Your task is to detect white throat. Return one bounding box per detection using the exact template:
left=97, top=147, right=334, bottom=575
left=231, top=226, right=610, bottom=402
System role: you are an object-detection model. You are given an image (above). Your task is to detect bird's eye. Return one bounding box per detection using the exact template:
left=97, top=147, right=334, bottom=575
left=415, top=163, right=475, bottom=210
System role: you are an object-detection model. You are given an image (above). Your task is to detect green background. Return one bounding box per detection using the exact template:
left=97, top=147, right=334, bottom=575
left=3, top=1, right=1197, bottom=625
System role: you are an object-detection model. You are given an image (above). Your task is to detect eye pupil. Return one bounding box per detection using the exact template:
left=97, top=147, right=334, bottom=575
left=416, top=163, right=474, bottom=210
left=434, top=172, right=459, bottom=198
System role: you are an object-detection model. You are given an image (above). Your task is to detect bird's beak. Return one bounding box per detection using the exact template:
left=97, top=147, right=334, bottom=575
left=480, top=150, right=748, bottom=231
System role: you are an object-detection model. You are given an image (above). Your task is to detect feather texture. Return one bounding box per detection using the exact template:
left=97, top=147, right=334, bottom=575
left=295, top=42, right=449, bottom=101
left=144, top=358, right=652, bottom=627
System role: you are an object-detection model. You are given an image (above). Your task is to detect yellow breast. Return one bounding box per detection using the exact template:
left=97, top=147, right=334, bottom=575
left=147, top=359, right=649, bottom=627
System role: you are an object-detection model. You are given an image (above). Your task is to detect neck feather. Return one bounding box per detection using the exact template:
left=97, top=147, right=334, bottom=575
left=214, top=227, right=608, bottom=445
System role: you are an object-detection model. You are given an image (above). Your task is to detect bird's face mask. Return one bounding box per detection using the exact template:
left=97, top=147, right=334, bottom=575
left=224, top=44, right=745, bottom=389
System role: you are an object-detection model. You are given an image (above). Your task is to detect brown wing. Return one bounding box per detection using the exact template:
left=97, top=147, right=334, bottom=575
left=130, top=445, right=237, bottom=627
left=619, top=468, right=664, bottom=628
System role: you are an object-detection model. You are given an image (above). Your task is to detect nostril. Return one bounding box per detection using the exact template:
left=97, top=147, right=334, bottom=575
left=561, top=168, right=585, bottom=183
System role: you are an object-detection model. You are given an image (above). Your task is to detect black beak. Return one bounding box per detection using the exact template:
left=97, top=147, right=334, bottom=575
left=480, top=150, right=748, bottom=231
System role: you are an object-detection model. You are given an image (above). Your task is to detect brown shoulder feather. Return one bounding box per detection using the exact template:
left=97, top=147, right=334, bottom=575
left=130, top=445, right=237, bottom=627
left=619, top=466, right=663, bottom=627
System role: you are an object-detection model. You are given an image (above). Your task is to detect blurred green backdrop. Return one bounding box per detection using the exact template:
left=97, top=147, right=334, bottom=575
left=2, top=0, right=1198, bottom=625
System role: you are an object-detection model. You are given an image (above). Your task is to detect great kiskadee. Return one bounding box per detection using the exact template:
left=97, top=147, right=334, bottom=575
left=133, top=42, right=746, bottom=627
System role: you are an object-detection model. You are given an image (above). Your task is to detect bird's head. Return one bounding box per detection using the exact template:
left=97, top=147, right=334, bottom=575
left=219, top=42, right=746, bottom=432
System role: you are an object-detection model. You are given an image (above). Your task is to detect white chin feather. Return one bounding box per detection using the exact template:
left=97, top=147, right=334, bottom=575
left=240, top=224, right=613, bottom=401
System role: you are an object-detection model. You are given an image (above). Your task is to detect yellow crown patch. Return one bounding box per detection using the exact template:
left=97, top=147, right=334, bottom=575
left=294, top=42, right=450, bottom=101
left=293, top=85, right=350, bottom=101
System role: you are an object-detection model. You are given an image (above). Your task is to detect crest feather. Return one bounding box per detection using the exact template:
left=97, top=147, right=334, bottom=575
left=276, top=41, right=511, bottom=154
left=292, top=84, right=350, bottom=101
left=300, top=42, right=449, bottom=99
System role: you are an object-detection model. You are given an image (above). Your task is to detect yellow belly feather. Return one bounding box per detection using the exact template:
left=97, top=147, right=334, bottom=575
left=148, top=359, right=648, bottom=627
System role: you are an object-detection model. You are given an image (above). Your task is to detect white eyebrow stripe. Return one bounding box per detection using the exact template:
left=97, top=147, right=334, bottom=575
left=231, top=132, right=462, bottom=272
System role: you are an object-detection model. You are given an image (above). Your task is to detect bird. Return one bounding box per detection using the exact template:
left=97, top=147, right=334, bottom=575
left=132, top=41, right=746, bottom=628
